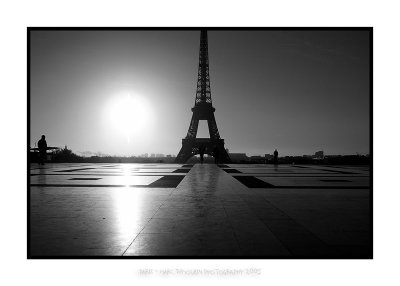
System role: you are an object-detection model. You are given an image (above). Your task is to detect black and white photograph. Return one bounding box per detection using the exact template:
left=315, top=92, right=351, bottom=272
left=28, top=28, right=371, bottom=258
left=4, top=0, right=400, bottom=285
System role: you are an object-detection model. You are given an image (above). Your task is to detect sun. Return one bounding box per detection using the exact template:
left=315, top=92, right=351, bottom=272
left=105, top=92, right=152, bottom=142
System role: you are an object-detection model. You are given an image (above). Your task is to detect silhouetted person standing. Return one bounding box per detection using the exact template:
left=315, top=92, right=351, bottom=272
left=213, top=145, right=220, bottom=164
left=199, top=144, right=206, bottom=164
left=38, top=135, right=47, bottom=165
left=273, top=149, right=278, bottom=165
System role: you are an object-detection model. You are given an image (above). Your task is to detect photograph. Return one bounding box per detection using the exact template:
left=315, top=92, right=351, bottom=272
left=28, top=28, right=372, bottom=258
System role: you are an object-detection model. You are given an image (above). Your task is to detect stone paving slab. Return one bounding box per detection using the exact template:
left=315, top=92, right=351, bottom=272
left=29, top=163, right=371, bottom=258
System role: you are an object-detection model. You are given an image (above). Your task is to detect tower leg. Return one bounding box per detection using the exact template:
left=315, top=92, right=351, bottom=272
left=175, top=139, right=231, bottom=164
left=207, top=113, right=220, bottom=140
left=186, top=114, right=199, bottom=139
left=175, top=141, right=196, bottom=163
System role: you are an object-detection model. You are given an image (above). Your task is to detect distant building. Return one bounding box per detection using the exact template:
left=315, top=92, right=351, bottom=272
left=156, top=153, right=164, bottom=158
left=250, top=155, right=262, bottom=159
left=313, top=151, right=324, bottom=159
left=229, top=153, right=248, bottom=162
left=265, top=154, right=274, bottom=160
left=250, top=155, right=265, bottom=163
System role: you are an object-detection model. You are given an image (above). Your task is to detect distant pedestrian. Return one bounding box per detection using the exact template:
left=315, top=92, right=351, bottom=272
left=273, top=149, right=278, bottom=165
left=213, top=145, right=220, bottom=164
left=38, top=135, right=47, bottom=165
left=199, top=144, right=206, bottom=164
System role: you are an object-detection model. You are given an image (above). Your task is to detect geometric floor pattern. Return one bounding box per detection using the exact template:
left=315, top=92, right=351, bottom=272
left=29, top=163, right=371, bottom=258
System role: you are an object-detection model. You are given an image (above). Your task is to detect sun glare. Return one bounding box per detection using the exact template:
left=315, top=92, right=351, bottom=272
left=105, top=92, right=153, bottom=142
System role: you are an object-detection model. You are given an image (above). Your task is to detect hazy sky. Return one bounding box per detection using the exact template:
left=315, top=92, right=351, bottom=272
left=30, top=29, right=370, bottom=156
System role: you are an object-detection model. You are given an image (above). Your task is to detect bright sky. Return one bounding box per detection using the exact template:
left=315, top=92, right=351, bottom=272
left=30, top=30, right=370, bottom=157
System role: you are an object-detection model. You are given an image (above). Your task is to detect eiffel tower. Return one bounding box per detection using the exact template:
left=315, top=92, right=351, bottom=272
left=175, top=30, right=231, bottom=163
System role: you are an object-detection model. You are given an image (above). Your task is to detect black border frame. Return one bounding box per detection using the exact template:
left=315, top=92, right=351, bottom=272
left=27, top=27, right=373, bottom=259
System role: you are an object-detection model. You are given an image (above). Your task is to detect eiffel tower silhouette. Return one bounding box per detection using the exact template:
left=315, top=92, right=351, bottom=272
left=175, top=30, right=231, bottom=163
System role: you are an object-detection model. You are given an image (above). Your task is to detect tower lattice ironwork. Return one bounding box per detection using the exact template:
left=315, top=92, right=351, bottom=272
left=175, top=30, right=231, bottom=163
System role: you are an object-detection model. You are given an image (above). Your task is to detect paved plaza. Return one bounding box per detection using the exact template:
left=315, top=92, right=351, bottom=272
left=29, top=163, right=371, bottom=258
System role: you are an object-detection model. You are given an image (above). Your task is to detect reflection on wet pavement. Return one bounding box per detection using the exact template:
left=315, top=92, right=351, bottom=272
left=29, top=163, right=371, bottom=257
